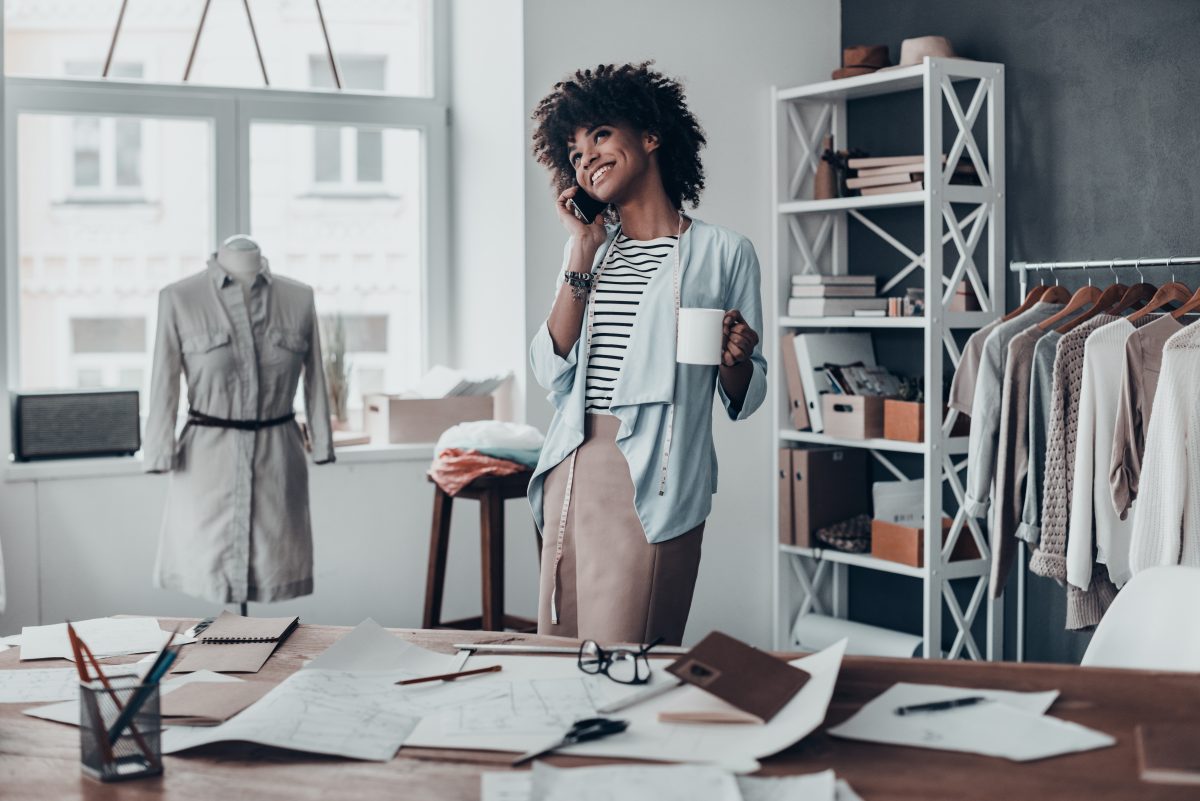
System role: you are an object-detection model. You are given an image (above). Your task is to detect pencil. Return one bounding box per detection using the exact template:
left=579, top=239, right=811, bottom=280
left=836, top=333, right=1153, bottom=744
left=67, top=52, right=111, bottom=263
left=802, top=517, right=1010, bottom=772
left=68, top=622, right=116, bottom=765
left=396, top=664, right=502, bottom=685
left=81, top=632, right=163, bottom=768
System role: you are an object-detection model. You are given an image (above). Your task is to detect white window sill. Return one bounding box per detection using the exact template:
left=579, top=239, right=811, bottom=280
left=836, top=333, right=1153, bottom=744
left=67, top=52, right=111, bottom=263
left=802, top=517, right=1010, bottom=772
left=4, top=442, right=434, bottom=483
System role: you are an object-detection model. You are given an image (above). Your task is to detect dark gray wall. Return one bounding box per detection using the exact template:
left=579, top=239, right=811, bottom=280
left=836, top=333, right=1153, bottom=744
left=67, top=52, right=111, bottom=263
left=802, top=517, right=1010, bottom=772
left=841, top=0, right=1200, bottom=664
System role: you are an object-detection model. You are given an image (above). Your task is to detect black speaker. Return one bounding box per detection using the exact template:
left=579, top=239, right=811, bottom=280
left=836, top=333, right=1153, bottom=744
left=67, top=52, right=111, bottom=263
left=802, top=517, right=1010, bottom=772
left=12, top=389, right=141, bottom=461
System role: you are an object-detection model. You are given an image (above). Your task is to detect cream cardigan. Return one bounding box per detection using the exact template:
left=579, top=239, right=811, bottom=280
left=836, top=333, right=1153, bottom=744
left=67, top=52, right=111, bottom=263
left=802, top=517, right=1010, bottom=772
left=1130, top=323, right=1200, bottom=574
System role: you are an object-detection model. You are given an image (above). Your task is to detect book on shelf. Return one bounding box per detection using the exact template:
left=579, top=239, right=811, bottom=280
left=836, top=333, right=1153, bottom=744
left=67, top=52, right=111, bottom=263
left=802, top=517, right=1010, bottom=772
left=791, top=274, right=877, bottom=286
left=854, top=160, right=977, bottom=179
left=791, top=284, right=878, bottom=298
left=847, top=154, right=927, bottom=169
left=860, top=180, right=923, bottom=196
left=853, top=309, right=888, bottom=318
left=787, top=297, right=889, bottom=317
left=845, top=173, right=920, bottom=190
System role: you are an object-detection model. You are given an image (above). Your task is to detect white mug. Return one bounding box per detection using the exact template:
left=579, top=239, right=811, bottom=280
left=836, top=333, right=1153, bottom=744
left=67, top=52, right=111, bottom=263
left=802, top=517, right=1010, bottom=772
left=677, top=308, right=726, bottom=365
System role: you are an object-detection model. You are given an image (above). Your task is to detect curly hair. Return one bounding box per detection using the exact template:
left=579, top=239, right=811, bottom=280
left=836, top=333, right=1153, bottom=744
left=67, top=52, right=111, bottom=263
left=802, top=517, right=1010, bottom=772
left=531, top=62, right=707, bottom=211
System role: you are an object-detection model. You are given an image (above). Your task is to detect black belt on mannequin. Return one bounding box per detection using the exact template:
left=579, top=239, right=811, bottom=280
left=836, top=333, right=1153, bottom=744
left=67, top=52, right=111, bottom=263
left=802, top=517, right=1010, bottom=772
left=187, top=409, right=296, bottom=431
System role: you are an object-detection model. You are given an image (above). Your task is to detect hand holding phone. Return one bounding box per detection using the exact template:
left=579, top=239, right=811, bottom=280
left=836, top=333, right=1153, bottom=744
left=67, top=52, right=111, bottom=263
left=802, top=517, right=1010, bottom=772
left=556, top=185, right=608, bottom=249
left=568, top=183, right=608, bottom=225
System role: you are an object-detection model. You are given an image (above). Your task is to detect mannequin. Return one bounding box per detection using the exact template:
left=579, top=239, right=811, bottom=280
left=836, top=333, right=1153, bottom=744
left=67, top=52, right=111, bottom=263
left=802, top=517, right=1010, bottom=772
left=217, top=235, right=263, bottom=306
left=144, top=233, right=335, bottom=615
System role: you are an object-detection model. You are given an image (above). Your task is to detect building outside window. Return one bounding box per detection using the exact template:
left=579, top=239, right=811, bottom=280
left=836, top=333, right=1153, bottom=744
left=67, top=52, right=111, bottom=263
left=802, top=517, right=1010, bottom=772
left=3, top=0, right=444, bottom=431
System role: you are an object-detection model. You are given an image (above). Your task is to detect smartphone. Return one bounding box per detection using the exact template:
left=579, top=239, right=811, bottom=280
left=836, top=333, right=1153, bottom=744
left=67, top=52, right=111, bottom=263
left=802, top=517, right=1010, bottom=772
left=568, top=184, right=608, bottom=225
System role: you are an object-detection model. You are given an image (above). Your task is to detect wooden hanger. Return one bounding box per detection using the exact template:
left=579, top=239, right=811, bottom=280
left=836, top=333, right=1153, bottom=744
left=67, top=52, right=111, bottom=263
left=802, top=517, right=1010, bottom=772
left=1127, top=281, right=1190, bottom=322
left=1171, top=284, right=1200, bottom=320
left=1040, top=284, right=1072, bottom=304
left=1002, top=283, right=1050, bottom=321
left=1057, top=280, right=1127, bottom=333
left=1037, top=282, right=1102, bottom=331
left=1108, top=282, right=1157, bottom=316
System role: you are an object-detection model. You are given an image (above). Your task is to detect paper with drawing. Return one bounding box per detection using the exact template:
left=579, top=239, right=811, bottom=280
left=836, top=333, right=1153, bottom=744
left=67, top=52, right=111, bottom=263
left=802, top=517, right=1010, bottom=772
left=406, top=640, right=847, bottom=769
left=827, top=682, right=1115, bottom=761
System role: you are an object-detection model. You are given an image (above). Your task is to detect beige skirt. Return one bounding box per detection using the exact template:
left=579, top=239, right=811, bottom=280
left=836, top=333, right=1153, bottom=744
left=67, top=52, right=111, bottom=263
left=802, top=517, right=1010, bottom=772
left=537, top=414, right=704, bottom=646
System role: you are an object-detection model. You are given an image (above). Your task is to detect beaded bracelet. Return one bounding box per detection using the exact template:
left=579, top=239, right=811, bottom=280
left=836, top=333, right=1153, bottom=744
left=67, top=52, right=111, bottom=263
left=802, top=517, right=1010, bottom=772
left=563, top=270, right=595, bottom=302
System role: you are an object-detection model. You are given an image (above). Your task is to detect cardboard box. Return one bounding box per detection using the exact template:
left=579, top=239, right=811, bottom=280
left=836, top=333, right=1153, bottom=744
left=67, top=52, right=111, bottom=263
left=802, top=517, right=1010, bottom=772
left=778, top=449, right=794, bottom=545
left=870, top=518, right=981, bottom=567
left=883, top=401, right=970, bottom=443
left=791, top=447, right=869, bottom=548
left=821, top=395, right=885, bottom=439
left=363, top=394, right=493, bottom=445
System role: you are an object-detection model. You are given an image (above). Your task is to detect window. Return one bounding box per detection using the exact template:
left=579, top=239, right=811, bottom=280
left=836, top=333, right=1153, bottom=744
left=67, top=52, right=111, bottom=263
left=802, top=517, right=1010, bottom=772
left=309, top=56, right=387, bottom=188
left=15, top=113, right=213, bottom=396
left=66, top=62, right=145, bottom=196
left=3, top=2, right=449, bottom=454
left=4, top=1, right=433, bottom=97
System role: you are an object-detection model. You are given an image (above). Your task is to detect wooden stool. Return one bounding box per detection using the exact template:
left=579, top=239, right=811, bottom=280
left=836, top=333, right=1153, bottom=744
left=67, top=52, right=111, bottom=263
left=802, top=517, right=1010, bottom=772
left=423, top=471, right=541, bottom=632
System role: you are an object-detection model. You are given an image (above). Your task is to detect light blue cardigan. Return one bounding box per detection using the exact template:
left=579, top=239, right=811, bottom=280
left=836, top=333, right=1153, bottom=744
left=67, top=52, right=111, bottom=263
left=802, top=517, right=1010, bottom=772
left=527, top=217, right=768, bottom=544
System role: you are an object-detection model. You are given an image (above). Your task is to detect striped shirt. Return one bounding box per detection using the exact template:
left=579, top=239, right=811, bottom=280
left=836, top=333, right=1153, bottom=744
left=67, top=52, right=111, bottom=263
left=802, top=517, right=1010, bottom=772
left=585, top=233, right=678, bottom=414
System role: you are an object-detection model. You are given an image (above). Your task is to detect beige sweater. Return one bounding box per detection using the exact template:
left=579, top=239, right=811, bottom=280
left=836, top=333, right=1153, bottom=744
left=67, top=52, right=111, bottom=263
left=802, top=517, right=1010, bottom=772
left=1129, top=323, right=1200, bottom=574
left=1028, top=315, right=1117, bottom=630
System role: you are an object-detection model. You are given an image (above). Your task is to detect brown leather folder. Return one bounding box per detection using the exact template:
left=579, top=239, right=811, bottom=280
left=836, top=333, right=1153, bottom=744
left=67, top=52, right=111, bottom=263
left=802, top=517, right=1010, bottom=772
left=663, top=631, right=809, bottom=723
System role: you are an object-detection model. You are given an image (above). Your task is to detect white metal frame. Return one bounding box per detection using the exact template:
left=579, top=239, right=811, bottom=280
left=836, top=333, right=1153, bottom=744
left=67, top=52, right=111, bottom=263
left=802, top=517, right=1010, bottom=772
left=0, top=2, right=450, bottom=463
left=770, top=58, right=1007, bottom=661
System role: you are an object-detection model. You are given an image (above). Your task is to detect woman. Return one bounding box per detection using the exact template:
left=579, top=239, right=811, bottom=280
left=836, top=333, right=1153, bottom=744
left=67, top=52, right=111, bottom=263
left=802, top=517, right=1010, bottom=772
left=528, top=62, right=767, bottom=646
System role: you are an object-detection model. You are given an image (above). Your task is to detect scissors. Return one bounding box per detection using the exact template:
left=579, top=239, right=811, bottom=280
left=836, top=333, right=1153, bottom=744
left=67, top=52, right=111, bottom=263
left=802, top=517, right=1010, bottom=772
left=511, top=717, right=629, bottom=766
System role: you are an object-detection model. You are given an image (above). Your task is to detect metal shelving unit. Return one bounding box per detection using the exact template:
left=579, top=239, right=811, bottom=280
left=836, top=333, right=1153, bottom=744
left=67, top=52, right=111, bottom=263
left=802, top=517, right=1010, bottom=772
left=770, top=58, right=1006, bottom=661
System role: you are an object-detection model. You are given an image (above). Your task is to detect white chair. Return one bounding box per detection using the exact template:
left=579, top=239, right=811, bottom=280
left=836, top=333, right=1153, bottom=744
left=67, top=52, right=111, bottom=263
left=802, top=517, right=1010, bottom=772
left=1082, top=565, right=1200, bottom=671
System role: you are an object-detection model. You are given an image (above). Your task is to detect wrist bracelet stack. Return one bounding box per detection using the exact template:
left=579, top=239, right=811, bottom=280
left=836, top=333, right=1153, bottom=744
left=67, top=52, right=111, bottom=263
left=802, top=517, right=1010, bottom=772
left=563, top=270, right=595, bottom=301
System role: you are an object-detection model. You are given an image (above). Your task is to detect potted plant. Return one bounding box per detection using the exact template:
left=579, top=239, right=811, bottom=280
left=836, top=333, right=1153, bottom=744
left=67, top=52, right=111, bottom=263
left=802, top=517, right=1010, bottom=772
left=322, top=314, right=351, bottom=430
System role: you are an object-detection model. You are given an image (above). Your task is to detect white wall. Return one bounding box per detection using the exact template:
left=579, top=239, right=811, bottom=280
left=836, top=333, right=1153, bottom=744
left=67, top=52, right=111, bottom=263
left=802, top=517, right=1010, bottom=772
left=522, top=0, right=838, bottom=646
left=0, top=458, right=540, bottom=636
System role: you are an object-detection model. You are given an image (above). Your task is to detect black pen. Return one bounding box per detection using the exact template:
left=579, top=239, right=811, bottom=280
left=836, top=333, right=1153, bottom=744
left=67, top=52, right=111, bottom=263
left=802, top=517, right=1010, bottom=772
left=894, top=695, right=988, bottom=716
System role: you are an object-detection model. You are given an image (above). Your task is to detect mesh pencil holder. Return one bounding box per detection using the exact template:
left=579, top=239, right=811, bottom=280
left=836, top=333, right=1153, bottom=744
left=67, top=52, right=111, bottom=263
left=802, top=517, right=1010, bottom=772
left=79, top=676, right=163, bottom=782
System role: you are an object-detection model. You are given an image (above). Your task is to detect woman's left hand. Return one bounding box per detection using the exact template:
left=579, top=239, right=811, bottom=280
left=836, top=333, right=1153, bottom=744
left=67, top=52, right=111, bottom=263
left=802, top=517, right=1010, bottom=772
left=721, top=309, right=759, bottom=368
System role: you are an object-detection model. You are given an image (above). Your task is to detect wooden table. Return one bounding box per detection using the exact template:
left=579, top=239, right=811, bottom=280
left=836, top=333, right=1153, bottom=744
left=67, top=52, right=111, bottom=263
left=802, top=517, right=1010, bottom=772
left=1, top=622, right=1196, bottom=800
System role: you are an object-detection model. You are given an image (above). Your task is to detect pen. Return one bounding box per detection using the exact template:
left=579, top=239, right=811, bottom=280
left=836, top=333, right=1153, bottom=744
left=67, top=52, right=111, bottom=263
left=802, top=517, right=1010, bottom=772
left=894, top=695, right=988, bottom=716
left=597, top=679, right=684, bottom=714
left=397, top=664, right=502, bottom=685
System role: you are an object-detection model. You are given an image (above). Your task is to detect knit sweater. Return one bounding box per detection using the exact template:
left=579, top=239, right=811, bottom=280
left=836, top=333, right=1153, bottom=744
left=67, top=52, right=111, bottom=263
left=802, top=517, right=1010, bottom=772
left=1027, top=315, right=1118, bottom=630
left=1129, top=323, right=1200, bottom=575
left=1065, top=318, right=1152, bottom=591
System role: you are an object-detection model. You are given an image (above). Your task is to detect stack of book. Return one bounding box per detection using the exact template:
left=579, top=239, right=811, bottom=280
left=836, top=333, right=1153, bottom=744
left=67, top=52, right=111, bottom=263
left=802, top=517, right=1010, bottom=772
left=788, top=275, right=887, bottom=318
left=845, top=155, right=979, bottom=196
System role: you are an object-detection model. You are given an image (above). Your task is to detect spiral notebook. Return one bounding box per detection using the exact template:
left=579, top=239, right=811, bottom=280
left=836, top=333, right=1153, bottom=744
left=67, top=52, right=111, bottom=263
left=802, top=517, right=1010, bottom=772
left=172, top=612, right=299, bottom=674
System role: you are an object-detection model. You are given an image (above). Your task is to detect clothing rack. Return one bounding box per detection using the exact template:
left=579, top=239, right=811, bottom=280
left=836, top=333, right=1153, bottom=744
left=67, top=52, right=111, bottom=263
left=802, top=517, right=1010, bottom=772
left=1011, top=256, right=1200, bottom=292
left=1004, top=256, right=1200, bottom=661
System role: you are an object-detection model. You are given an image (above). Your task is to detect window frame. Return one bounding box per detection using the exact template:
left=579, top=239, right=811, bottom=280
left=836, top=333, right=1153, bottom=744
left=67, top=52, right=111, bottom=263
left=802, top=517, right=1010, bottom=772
left=0, top=1, right=450, bottom=464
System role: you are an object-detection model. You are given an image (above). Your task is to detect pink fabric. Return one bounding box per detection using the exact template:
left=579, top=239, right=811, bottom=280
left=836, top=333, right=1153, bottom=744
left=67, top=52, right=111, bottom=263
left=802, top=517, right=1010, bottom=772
left=428, top=448, right=526, bottom=496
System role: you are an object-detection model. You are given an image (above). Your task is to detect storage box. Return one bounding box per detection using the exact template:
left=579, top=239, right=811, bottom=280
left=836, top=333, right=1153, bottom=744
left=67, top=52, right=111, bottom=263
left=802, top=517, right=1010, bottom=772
left=870, top=518, right=981, bottom=567
left=790, top=447, right=869, bottom=548
left=821, top=395, right=885, bottom=439
left=883, top=401, right=970, bottom=443
left=363, top=394, right=493, bottom=445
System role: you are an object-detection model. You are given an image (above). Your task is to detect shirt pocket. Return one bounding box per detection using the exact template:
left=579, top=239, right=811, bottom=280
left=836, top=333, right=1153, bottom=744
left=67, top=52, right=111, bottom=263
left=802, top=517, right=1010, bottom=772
left=265, top=327, right=309, bottom=367
left=180, top=330, right=235, bottom=374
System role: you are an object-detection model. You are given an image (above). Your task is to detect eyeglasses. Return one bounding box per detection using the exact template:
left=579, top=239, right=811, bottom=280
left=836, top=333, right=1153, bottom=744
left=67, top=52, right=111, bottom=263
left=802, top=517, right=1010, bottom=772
left=577, top=636, right=664, bottom=685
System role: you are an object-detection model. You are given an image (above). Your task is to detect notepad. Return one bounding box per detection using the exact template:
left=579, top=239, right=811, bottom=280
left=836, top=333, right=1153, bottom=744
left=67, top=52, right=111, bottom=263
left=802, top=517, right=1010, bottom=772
left=1137, top=723, right=1200, bottom=785
left=171, top=612, right=298, bottom=674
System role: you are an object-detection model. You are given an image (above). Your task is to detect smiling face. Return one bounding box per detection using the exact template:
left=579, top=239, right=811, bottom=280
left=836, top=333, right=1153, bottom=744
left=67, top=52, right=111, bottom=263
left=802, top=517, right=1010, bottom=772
left=567, top=122, right=659, bottom=205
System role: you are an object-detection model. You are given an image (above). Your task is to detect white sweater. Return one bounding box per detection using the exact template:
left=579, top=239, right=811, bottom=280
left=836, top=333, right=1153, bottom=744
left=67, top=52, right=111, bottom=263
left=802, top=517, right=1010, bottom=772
left=1066, top=319, right=1139, bottom=589
left=1129, top=323, right=1200, bottom=575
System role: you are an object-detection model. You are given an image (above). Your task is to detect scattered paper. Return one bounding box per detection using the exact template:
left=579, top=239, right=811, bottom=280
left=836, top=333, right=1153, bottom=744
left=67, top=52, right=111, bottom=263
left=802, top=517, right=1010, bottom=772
left=481, top=767, right=853, bottom=801
left=305, top=618, right=454, bottom=679
left=408, top=640, right=847, bottom=771
left=162, top=669, right=420, bottom=761
left=20, top=618, right=184, bottom=661
left=171, top=642, right=277, bottom=674
left=738, top=770, right=836, bottom=801
left=441, top=678, right=610, bottom=737
left=828, top=682, right=1115, bottom=761
left=791, top=613, right=922, bottom=658
left=532, top=762, right=742, bottom=801
left=23, top=670, right=242, bottom=726
left=161, top=680, right=275, bottom=725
